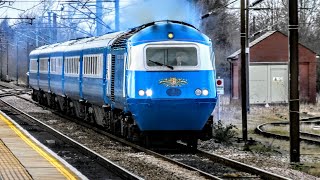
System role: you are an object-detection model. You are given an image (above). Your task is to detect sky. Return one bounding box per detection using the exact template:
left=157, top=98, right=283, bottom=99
left=0, top=0, right=40, bottom=19
left=0, top=0, right=240, bottom=37
left=0, top=0, right=203, bottom=27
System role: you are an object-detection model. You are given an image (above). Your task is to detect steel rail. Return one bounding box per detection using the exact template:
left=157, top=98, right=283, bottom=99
left=256, top=121, right=320, bottom=145
left=0, top=83, right=291, bottom=179
left=51, top=113, right=223, bottom=180
left=0, top=88, right=221, bottom=179
left=18, top=96, right=274, bottom=180
left=194, top=148, right=290, bottom=180
left=0, top=98, right=142, bottom=180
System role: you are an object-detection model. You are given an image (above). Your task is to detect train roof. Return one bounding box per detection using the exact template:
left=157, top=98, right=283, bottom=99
left=30, top=31, right=124, bottom=56
left=30, top=20, right=207, bottom=56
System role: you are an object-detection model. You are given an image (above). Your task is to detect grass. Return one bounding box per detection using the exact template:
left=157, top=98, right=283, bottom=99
left=262, top=125, right=289, bottom=136
left=261, top=123, right=320, bottom=136
left=292, top=163, right=320, bottom=177
left=308, top=164, right=320, bottom=177
left=301, top=124, right=320, bottom=135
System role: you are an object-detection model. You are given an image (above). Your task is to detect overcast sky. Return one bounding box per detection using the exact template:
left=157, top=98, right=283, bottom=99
left=0, top=0, right=40, bottom=18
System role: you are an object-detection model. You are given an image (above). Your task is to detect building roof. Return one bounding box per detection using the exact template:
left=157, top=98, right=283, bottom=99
left=227, top=30, right=318, bottom=61
left=227, top=31, right=277, bottom=60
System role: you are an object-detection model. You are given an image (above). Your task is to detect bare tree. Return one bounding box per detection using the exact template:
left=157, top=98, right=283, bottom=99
left=196, top=0, right=240, bottom=94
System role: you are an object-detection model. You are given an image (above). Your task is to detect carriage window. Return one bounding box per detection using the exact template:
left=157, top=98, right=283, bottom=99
left=30, top=59, right=38, bottom=72
left=50, top=57, right=62, bottom=74
left=83, top=54, right=103, bottom=76
left=39, top=58, right=48, bottom=72
left=146, top=47, right=197, bottom=67
left=65, top=57, right=80, bottom=74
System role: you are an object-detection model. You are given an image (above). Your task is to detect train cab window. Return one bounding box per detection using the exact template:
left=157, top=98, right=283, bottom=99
left=146, top=47, right=198, bottom=68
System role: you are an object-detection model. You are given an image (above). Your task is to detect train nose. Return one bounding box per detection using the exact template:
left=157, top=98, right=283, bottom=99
left=128, top=99, right=216, bottom=131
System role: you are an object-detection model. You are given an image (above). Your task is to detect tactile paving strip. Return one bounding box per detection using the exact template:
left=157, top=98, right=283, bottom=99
left=0, top=139, right=32, bottom=180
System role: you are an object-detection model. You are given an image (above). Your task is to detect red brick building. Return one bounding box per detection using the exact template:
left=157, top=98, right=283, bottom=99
left=228, top=31, right=317, bottom=104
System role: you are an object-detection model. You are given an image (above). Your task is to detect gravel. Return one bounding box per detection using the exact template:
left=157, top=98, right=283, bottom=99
left=1, top=95, right=206, bottom=180
left=2, top=93, right=319, bottom=180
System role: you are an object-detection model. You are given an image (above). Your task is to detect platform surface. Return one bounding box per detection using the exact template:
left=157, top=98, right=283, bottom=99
left=0, top=110, right=84, bottom=180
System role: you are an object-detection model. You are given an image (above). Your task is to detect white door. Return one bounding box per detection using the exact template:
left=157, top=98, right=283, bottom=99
left=269, top=65, right=288, bottom=103
left=249, top=65, right=268, bottom=104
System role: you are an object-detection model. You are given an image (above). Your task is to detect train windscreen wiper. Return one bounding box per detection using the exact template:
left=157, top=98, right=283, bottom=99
left=149, top=60, right=174, bottom=70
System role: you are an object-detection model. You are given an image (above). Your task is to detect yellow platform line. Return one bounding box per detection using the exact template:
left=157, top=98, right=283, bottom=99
left=0, top=112, right=78, bottom=180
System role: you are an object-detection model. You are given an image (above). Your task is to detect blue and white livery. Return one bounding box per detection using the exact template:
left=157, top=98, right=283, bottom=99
left=29, top=20, right=217, bottom=147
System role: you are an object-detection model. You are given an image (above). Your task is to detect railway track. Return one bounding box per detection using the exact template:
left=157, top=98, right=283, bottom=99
left=0, top=84, right=290, bottom=179
left=256, top=119, right=320, bottom=145
left=0, top=98, right=141, bottom=180
left=174, top=142, right=291, bottom=180
left=39, top=105, right=290, bottom=180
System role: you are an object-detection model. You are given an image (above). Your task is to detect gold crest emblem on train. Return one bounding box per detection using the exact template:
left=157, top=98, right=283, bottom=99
left=159, top=77, right=188, bottom=87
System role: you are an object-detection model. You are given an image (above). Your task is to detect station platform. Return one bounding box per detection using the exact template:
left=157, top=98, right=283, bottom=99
left=0, top=110, right=86, bottom=179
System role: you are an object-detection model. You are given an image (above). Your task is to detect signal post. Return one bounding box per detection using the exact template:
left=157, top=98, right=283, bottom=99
left=216, top=78, right=224, bottom=121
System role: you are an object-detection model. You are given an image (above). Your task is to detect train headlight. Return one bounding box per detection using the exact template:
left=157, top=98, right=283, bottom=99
left=138, top=90, right=145, bottom=96
left=195, top=89, right=202, bottom=96
left=202, top=89, right=209, bottom=96
left=146, top=89, right=153, bottom=97
left=168, top=32, right=174, bottom=39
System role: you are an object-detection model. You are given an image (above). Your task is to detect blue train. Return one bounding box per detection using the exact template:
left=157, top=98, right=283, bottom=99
left=29, top=20, right=217, bottom=147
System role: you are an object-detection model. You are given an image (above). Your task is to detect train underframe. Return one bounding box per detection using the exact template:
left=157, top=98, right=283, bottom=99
left=32, top=89, right=213, bottom=148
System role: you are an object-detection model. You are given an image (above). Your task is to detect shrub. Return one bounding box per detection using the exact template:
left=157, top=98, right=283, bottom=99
left=212, top=120, right=238, bottom=144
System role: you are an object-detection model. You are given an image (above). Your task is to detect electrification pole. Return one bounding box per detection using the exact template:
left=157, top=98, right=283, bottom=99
left=53, top=13, right=57, bottom=43
left=16, top=41, right=18, bottom=85
left=36, top=23, right=39, bottom=47
left=288, top=0, right=300, bottom=163
left=0, top=44, right=2, bottom=80
left=245, top=0, right=250, bottom=113
left=27, top=43, right=29, bottom=87
left=48, top=12, right=52, bottom=43
left=115, top=0, right=119, bottom=31
left=6, top=41, right=8, bottom=81
left=96, top=0, right=103, bottom=36
left=240, top=0, right=248, bottom=142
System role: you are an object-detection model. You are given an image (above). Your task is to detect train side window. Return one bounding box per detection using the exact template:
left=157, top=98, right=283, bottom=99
left=83, top=54, right=103, bottom=77
left=58, top=58, right=62, bottom=74
left=211, top=51, right=216, bottom=70
left=75, top=57, right=79, bottom=74
left=29, top=59, right=38, bottom=72
left=64, top=56, right=80, bottom=75
left=39, top=58, right=48, bottom=73
left=50, top=58, right=56, bottom=73
left=107, top=54, right=112, bottom=80
left=50, top=57, right=62, bottom=74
